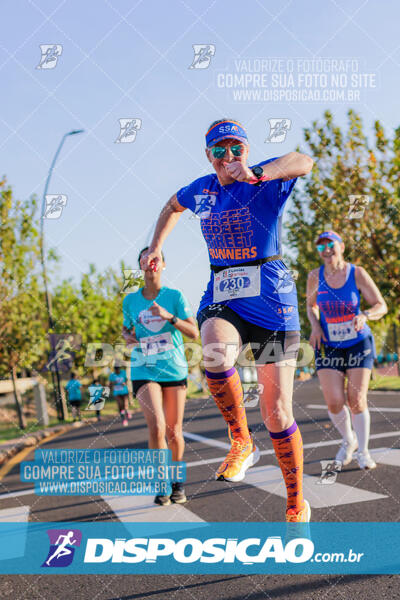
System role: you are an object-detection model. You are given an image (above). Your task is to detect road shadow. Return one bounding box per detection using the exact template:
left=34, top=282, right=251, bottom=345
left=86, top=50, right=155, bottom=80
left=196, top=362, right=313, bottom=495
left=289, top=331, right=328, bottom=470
left=114, top=573, right=394, bottom=600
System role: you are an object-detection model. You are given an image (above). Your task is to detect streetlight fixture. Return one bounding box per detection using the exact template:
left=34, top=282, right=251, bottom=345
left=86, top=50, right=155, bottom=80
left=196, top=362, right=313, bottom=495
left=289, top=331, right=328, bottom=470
left=40, top=129, right=84, bottom=420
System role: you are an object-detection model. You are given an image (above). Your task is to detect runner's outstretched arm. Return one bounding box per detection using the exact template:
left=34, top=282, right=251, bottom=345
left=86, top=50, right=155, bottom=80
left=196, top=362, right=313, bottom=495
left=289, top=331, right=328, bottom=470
left=353, top=266, right=388, bottom=332
left=261, top=152, right=313, bottom=181
left=141, top=194, right=186, bottom=271
left=223, top=151, right=313, bottom=184
left=354, top=266, right=388, bottom=320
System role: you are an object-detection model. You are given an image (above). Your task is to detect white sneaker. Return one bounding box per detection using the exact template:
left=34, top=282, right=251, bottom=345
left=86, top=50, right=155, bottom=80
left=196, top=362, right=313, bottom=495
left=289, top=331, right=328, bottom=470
left=356, top=451, right=377, bottom=470
left=335, top=436, right=358, bottom=466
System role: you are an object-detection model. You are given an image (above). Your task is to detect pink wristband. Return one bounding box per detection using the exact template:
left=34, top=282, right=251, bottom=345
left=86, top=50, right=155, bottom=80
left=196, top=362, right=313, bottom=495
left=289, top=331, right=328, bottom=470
left=248, top=174, right=270, bottom=185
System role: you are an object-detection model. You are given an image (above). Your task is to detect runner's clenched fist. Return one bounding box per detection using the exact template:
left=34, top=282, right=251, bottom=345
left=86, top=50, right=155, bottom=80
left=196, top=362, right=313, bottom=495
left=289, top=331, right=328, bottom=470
left=223, top=160, right=254, bottom=182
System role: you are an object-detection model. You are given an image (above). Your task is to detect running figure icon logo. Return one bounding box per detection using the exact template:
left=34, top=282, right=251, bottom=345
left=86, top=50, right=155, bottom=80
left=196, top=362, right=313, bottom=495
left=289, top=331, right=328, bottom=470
left=42, top=529, right=82, bottom=567
left=121, top=269, right=144, bottom=294
left=43, top=195, right=67, bottom=219
left=189, top=44, right=216, bottom=69
left=243, top=384, right=264, bottom=408
left=274, top=269, right=298, bottom=294
left=45, top=334, right=81, bottom=372
left=316, top=460, right=342, bottom=485
left=115, top=119, right=142, bottom=143
left=265, top=119, right=291, bottom=143
left=347, top=195, right=370, bottom=219
left=192, top=194, right=217, bottom=219
left=36, top=45, right=63, bottom=69
left=87, top=385, right=110, bottom=411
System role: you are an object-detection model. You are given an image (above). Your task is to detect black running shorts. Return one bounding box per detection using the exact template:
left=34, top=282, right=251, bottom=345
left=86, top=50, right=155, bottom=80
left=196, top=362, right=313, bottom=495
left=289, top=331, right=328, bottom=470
left=197, top=303, right=300, bottom=365
left=131, top=378, right=188, bottom=396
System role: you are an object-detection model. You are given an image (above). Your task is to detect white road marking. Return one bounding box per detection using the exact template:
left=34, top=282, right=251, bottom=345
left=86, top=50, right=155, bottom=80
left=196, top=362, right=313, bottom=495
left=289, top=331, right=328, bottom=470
left=184, top=431, right=230, bottom=449
left=102, top=494, right=206, bottom=532
left=185, top=430, right=400, bottom=468
left=0, top=505, right=30, bottom=522
left=0, top=489, right=36, bottom=500
left=370, top=447, right=400, bottom=466
left=307, top=404, right=400, bottom=413
left=369, top=390, right=400, bottom=395
left=2, top=442, right=400, bottom=512
left=244, top=465, right=387, bottom=508
left=0, top=506, right=30, bottom=560
left=312, top=388, right=400, bottom=396
left=187, top=450, right=275, bottom=468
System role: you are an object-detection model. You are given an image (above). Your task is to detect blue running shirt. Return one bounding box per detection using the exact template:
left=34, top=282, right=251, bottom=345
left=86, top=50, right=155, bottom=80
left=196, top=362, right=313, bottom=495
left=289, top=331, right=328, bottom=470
left=177, top=158, right=300, bottom=330
left=109, top=370, right=128, bottom=396
left=123, top=287, right=193, bottom=381
left=65, top=379, right=82, bottom=401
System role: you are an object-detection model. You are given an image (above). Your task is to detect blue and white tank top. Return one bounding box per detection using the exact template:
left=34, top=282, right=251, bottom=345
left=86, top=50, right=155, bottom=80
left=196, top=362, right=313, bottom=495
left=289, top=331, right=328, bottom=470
left=317, top=263, right=371, bottom=348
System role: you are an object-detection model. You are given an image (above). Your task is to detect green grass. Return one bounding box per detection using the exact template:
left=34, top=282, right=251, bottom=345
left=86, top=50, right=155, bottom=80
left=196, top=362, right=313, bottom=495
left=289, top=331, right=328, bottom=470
left=369, top=375, right=400, bottom=391
left=186, top=389, right=208, bottom=399
left=0, top=400, right=141, bottom=444
left=0, top=418, right=61, bottom=443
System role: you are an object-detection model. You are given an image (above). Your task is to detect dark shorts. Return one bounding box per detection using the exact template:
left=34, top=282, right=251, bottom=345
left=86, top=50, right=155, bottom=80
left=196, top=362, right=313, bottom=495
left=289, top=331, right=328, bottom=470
left=315, top=334, right=375, bottom=372
left=68, top=400, right=82, bottom=407
left=197, top=303, right=300, bottom=365
left=131, top=378, right=187, bottom=396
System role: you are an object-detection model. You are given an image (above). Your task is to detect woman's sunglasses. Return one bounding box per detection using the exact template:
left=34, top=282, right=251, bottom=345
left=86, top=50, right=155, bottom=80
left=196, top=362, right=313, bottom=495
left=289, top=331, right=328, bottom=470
left=211, top=144, right=244, bottom=159
left=316, top=241, right=335, bottom=252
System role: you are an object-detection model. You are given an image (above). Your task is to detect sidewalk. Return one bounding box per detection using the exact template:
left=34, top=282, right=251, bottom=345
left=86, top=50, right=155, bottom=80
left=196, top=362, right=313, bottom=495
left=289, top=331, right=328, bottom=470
left=0, top=421, right=84, bottom=467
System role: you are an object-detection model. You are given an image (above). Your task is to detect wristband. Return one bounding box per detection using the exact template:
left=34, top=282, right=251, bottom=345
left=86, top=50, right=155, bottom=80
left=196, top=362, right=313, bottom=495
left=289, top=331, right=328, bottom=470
left=169, top=316, right=178, bottom=325
left=247, top=174, right=270, bottom=185
left=149, top=258, right=158, bottom=272
left=247, top=176, right=262, bottom=185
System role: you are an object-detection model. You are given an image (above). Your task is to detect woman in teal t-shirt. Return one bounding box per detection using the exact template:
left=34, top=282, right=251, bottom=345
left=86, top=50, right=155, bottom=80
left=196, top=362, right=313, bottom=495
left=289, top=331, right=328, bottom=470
left=65, top=372, right=82, bottom=421
left=109, top=366, right=130, bottom=426
left=122, top=247, right=199, bottom=506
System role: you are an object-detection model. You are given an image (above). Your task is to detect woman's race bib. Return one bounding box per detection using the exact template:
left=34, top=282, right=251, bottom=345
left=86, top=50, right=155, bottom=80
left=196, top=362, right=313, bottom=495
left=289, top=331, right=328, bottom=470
left=213, top=265, right=261, bottom=302
left=114, top=377, right=126, bottom=392
left=140, top=332, right=174, bottom=356
left=327, top=320, right=357, bottom=342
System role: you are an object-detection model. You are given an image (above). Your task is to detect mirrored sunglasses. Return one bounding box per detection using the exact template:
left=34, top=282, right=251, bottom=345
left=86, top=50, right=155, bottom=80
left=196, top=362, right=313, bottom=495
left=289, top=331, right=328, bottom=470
left=211, top=144, right=243, bottom=159
left=316, top=241, right=335, bottom=252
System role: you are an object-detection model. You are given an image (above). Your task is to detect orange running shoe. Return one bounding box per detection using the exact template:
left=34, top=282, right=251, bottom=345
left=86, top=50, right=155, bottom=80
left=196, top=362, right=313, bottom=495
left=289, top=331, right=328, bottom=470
left=216, top=432, right=260, bottom=482
left=286, top=499, right=311, bottom=523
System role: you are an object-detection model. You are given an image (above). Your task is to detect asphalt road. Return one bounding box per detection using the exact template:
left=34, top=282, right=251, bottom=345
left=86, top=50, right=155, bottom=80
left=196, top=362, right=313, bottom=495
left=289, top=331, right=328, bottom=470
left=1, top=377, right=400, bottom=599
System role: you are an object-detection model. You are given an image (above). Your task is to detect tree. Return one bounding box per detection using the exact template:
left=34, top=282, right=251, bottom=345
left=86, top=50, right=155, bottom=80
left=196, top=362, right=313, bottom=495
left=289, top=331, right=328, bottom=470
left=51, top=262, right=131, bottom=376
left=286, top=110, right=400, bottom=351
left=0, top=180, right=48, bottom=428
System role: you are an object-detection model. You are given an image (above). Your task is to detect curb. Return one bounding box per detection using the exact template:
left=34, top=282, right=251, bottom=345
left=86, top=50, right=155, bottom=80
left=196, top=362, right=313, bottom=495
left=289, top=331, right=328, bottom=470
left=0, top=421, right=84, bottom=468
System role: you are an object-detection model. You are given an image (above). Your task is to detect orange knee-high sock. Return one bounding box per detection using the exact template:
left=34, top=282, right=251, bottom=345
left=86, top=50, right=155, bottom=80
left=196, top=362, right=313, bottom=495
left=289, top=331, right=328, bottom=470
left=205, top=368, right=250, bottom=442
left=269, top=421, right=304, bottom=513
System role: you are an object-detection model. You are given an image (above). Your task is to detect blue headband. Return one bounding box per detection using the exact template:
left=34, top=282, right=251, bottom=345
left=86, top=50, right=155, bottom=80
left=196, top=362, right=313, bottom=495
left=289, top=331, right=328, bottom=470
left=205, top=120, right=248, bottom=148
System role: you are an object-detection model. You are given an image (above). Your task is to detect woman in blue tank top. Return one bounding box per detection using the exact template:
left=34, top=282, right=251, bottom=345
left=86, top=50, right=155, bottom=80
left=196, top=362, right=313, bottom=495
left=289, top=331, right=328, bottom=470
left=306, top=231, right=387, bottom=470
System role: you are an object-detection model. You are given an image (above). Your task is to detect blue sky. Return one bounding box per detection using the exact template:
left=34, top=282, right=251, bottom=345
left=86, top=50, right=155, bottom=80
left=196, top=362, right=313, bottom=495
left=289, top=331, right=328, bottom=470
left=1, top=0, right=399, bottom=312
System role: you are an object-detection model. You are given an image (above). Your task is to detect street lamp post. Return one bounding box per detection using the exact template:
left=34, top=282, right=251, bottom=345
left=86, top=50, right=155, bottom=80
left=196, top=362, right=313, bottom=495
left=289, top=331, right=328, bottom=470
left=40, top=129, right=84, bottom=420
